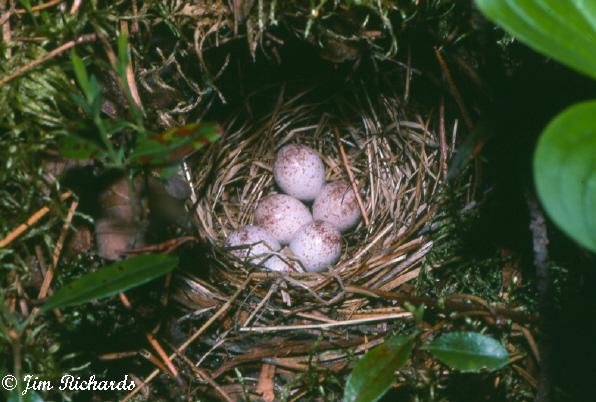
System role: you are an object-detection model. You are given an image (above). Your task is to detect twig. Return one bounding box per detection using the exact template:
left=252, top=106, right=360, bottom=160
left=345, top=285, right=537, bottom=324
left=117, top=292, right=181, bottom=383
left=119, top=292, right=133, bottom=309
left=240, top=312, right=411, bottom=333
left=99, top=350, right=172, bottom=374
left=439, top=96, right=448, bottom=180
left=120, top=275, right=252, bottom=402
left=513, top=364, right=538, bottom=389
left=513, top=323, right=540, bottom=364
left=14, top=0, right=62, bottom=14
left=126, top=236, right=197, bottom=254
left=164, top=339, right=235, bottom=402
left=139, top=350, right=171, bottom=374
left=0, top=34, right=96, bottom=86
left=526, top=194, right=552, bottom=402
left=0, top=192, right=72, bottom=248
left=96, top=31, right=117, bottom=69
left=212, top=335, right=384, bottom=379
left=69, top=0, right=81, bottom=14
left=36, top=199, right=79, bottom=301
left=160, top=273, right=173, bottom=307
left=434, top=48, right=473, bottom=130
left=334, top=127, right=369, bottom=227
left=145, top=332, right=181, bottom=383
left=242, top=282, right=278, bottom=327
left=33, top=243, right=63, bottom=322
left=1, top=2, right=11, bottom=58
left=99, top=351, right=138, bottom=360
left=120, top=21, right=143, bottom=109
left=130, top=0, right=139, bottom=34
left=404, top=45, right=411, bottom=103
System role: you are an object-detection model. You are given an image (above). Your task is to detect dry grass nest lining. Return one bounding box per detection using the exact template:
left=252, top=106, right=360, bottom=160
left=190, top=89, right=451, bottom=302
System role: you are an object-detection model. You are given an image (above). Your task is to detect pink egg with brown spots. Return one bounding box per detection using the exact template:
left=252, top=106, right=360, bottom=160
left=313, top=180, right=361, bottom=232
left=255, top=194, right=313, bottom=244
left=273, top=144, right=326, bottom=201
left=262, top=255, right=300, bottom=272
left=225, top=225, right=281, bottom=262
left=289, top=221, right=341, bottom=272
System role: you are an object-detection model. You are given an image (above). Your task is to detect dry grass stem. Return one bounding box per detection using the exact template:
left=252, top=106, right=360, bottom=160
left=240, top=312, right=412, bottom=333
left=0, top=192, right=72, bottom=248
left=0, top=34, right=96, bottom=86
left=434, top=47, right=473, bottom=130
left=36, top=199, right=79, bottom=301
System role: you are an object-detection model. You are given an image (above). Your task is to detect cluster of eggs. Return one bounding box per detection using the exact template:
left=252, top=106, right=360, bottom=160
left=225, top=144, right=362, bottom=272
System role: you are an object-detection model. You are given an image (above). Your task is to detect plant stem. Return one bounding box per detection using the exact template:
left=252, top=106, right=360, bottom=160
left=526, top=193, right=552, bottom=402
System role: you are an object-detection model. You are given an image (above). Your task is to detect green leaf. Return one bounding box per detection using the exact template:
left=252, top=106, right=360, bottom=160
left=41, top=253, right=178, bottom=312
left=130, top=122, right=222, bottom=166
left=534, top=100, right=596, bottom=252
left=117, top=32, right=129, bottom=79
left=475, top=0, right=596, bottom=81
left=426, top=332, right=509, bottom=372
left=70, top=51, right=90, bottom=101
left=344, top=335, right=414, bottom=402
left=58, top=134, right=106, bottom=160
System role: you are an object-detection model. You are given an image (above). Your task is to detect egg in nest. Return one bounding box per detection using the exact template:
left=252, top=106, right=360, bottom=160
left=255, top=194, right=313, bottom=244
left=273, top=144, right=326, bottom=201
left=313, top=180, right=361, bottom=232
left=289, top=221, right=341, bottom=272
left=225, top=225, right=281, bottom=263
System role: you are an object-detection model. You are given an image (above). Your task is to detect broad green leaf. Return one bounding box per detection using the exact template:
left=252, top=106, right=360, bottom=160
left=130, top=122, right=221, bottom=166
left=41, top=253, right=178, bottom=312
left=344, top=335, right=414, bottom=402
left=475, top=0, right=596, bottom=81
left=426, top=332, right=509, bottom=372
left=58, top=134, right=106, bottom=160
left=534, top=100, right=596, bottom=252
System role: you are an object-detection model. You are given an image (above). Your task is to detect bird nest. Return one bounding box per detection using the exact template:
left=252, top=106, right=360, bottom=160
left=179, top=86, right=452, bottom=317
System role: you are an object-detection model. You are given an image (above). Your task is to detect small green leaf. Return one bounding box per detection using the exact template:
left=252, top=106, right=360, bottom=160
left=344, top=335, right=414, bottom=402
left=534, top=100, right=596, bottom=252
left=42, top=253, right=177, bottom=312
left=58, top=134, right=106, bottom=160
left=426, top=332, right=509, bottom=372
left=87, top=75, right=103, bottom=116
left=117, top=32, right=129, bottom=79
left=70, top=51, right=90, bottom=100
left=475, top=0, right=596, bottom=81
left=130, top=122, right=221, bottom=166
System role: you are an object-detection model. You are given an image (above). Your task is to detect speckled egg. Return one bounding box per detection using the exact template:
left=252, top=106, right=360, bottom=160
left=254, top=194, right=313, bottom=244
left=313, top=180, right=361, bottom=232
left=289, top=221, right=341, bottom=272
left=262, top=254, right=300, bottom=272
left=273, top=144, right=326, bottom=201
left=225, top=225, right=281, bottom=263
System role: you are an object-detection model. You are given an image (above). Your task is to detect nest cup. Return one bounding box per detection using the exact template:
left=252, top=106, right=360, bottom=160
left=190, top=88, right=447, bottom=301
